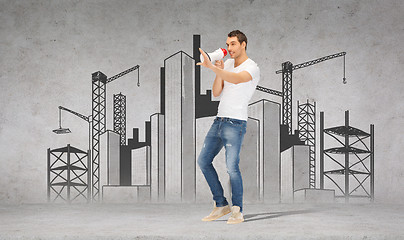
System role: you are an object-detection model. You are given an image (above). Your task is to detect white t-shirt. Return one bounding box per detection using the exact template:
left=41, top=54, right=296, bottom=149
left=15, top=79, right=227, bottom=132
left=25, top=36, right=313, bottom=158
left=217, top=58, right=260, bottom=121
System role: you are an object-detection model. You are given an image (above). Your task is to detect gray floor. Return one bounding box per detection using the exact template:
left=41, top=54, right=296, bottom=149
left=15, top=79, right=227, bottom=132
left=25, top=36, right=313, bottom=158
left=1, top=202, right=403, bottom=240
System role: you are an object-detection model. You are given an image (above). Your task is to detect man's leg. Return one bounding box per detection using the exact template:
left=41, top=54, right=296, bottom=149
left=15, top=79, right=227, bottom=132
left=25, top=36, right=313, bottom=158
left=221, top=119, right=247, bottom=224
left=221, top=119, right=246, bottom=211
left=197, top=120, right=228, bottom=207
left=198, top=120, right=231, bottom=221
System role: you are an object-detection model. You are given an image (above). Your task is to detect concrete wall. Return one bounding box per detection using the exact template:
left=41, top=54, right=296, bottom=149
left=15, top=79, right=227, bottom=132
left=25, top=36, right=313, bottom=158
left=0, top=0, right=403, bottom=203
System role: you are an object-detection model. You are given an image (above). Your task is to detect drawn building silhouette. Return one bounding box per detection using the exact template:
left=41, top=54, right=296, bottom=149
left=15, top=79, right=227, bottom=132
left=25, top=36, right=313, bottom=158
left=162, top=51, right=196, bottom=202
left=150, top=113, right=165, bottom=202
left=248, top=100, right=281, bottom=203
left=100, top=130, right=120, bottom=187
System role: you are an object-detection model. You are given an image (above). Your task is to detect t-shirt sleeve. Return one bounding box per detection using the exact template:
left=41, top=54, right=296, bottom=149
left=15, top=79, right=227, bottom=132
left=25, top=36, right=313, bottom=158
left=244, top=62, right=260, bottom=82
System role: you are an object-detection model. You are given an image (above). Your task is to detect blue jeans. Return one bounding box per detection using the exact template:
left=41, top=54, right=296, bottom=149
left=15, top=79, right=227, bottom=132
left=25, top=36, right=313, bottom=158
left=198, top=117, right=247, bottom=212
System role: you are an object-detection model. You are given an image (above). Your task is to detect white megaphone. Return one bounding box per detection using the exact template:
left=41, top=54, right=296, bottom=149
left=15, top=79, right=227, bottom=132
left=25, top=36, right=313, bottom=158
left=200, top=48, right=228, bottom=63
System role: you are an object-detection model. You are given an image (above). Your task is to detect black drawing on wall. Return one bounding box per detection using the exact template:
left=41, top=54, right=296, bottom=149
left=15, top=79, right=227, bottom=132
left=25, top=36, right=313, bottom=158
left=49, top=66, right=140, bottom=203
left=297, top=100, right=316, bottom=188
left=47, top=144, right=90, bottom=203
left=49, top=34, right=374, bottom=204
left=90, top=66, right=140, bottom=201
left=49, top=106, right=92, bottom=203
left=320, top=110, right=374, bottom=202
left=113, top=93, right=127, bottom=146
left=276, top=52, right=346, bottom=152
left=53, top=105, right=91, bottom=150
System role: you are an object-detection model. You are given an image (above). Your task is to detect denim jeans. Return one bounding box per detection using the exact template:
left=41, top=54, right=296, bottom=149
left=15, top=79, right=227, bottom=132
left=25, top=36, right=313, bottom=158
left=197, top=117, right=247, bottom=212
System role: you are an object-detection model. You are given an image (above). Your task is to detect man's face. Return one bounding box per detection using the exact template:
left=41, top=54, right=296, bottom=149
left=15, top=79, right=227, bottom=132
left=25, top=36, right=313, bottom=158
left=226, top=36, right=245, bottom=59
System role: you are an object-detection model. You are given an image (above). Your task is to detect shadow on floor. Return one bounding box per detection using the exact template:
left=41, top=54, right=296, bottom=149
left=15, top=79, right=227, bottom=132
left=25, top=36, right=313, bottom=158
left=243, top=206, right=333, bottom=222
left=215, top=208, right=322, bottom=223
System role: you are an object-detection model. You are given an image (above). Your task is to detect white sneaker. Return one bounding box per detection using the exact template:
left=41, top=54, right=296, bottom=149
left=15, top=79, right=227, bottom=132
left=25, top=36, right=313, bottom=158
left=202, top=203, right=231, bottom=222
left=226, top=206, right=244, bottom=224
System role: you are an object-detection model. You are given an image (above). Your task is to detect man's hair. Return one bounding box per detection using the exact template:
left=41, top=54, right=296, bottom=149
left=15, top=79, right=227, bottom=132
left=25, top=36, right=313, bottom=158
left=228, top=30, right=248, bottom=51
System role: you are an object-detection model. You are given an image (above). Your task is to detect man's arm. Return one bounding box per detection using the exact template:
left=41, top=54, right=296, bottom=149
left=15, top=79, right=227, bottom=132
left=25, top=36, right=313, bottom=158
left=212, top=75, right=224, bottom=97
left=211, top=60, right=225, bottom=97
left=197, top=48, right=252, bottom=85
left=210, top=68, right=252, bottom=85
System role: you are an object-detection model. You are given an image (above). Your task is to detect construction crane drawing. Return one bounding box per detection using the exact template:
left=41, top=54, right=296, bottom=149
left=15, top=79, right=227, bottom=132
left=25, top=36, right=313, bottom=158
left=54, top=65, right=140, bottom=202
left=91, top=64, right=139, bottom=201
left=256, top=85, right=283, bottom=97
left=255, top=52, right=346, bottom=135
left=275, top=52, right=346, bottom=135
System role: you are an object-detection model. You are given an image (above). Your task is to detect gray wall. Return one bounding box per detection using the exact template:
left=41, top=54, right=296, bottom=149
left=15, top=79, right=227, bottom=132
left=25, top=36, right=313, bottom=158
left=0, top=0, right=403, bottom=204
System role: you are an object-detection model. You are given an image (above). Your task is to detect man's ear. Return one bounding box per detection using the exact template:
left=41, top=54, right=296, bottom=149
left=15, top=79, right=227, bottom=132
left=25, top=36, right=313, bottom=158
left=241, top=41, right=246, bottom=50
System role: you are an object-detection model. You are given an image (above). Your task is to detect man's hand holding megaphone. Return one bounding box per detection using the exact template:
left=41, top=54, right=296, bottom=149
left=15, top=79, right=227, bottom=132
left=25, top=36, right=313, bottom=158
left=197, top=48, right=214, bottom=69
left=197, top=48, right=226, bottom=69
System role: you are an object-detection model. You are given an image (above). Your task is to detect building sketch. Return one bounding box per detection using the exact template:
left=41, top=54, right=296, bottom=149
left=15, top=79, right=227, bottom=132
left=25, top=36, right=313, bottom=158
left=248, top=100, right=281, bottom=203
left=281, top=145, right=310, bottom=203
left=100, top=130, right=120, bottom=187
left=163, top=51, right=196, bottom=202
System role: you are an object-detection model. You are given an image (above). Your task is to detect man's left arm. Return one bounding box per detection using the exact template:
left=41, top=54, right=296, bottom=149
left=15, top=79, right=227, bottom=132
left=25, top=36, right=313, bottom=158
left=209, top=68, right=252, bottom=85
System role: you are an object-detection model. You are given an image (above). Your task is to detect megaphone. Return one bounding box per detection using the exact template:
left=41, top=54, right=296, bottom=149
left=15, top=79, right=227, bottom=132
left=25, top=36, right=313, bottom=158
left=200, top=48, right=228, bottom=63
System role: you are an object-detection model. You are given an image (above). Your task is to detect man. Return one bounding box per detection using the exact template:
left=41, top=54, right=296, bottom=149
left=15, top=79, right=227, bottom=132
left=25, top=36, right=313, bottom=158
left=197, top=30, right=260, bottom=224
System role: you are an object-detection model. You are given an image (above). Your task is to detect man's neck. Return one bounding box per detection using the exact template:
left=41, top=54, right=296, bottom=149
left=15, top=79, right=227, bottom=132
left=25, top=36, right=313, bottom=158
left=234, top=52, right=248, bottom=68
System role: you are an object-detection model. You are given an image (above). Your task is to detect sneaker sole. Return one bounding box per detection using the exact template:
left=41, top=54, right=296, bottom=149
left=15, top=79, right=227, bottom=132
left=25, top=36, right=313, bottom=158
left=226, top=218, right=244, bottom=224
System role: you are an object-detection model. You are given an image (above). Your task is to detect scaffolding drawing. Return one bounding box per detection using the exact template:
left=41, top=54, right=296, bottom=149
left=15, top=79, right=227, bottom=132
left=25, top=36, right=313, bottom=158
left=297, top=100, right=316, bottom=188
left=113, top=93, right=127, bottom=145
left=91, top=71, right=107, bottom=201
left=320, top=110, right=374, bottom=202
left=47, top=144, right=91, bottom=203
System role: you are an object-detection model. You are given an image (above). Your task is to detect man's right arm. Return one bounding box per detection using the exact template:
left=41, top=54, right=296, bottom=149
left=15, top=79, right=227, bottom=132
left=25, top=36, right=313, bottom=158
left=212, top=75, right=224, bottom=97
left=212, top=60, right=224, bottom=97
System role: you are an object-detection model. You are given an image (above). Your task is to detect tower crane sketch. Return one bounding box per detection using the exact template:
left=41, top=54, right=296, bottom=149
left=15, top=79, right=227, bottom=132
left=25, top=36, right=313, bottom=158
left=275, top=52, right=346, bottom=135
left=91, top=64, right=139, bottom=201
